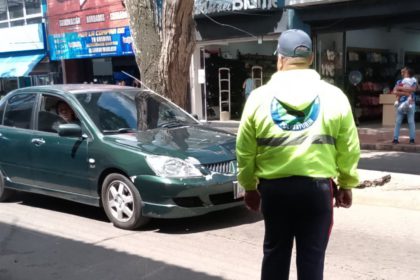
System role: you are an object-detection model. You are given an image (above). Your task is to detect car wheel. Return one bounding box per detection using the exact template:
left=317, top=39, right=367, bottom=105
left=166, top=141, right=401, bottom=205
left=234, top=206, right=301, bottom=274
left=101, top=173, right=149, bottom=230
left=0, top=171, right=14, bottom=202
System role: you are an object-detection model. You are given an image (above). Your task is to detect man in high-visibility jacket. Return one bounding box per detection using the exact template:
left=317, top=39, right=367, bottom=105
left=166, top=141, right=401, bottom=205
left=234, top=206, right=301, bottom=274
left=236, top=29, right=360, bottom=280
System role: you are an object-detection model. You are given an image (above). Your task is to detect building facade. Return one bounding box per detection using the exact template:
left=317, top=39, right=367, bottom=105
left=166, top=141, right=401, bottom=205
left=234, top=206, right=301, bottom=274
left=47, top=0, right=137, bottom=85
left=0, top=0, right=57, bottom=97
left=190, top=0, right=289, bottom=120
left=287, top=0, right=420, bottom=123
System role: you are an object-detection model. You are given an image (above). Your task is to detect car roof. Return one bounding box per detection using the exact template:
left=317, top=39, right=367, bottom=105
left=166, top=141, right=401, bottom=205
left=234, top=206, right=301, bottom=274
left=15, top=84, right=139, bottom=95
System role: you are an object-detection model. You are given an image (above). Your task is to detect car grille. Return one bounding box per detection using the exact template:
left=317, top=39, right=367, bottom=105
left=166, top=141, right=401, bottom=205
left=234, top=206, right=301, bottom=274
left=203, top=160, right=235, bottom=174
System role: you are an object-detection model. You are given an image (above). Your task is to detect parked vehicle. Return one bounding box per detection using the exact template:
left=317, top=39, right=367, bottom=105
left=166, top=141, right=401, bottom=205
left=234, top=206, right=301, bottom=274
left=0, top=85, right=243, bottom=230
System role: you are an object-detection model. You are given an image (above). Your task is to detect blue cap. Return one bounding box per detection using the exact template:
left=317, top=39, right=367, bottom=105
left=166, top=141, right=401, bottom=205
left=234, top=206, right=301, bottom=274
left=275, top=29, right=312, bottom=57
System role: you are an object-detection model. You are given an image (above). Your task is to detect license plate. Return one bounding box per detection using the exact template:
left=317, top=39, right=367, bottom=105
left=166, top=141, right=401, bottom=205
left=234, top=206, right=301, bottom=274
left=233, top=181, right=245, bottom=199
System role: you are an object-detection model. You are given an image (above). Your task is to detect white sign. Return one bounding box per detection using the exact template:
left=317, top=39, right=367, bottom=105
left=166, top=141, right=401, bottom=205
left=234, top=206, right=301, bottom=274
left=286, top=0, right=354, bottom=6
left=195, top=0, right=279, bottom=15
left=0, top=24, right=45, bottom=53
left=198, top=69, right=206, bottom=84
left=86, top=14, right=105, bottom=24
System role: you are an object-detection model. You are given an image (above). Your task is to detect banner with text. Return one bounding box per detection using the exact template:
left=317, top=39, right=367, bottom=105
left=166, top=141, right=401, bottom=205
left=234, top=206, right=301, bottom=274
left=48, top=26, right=133, bottom=60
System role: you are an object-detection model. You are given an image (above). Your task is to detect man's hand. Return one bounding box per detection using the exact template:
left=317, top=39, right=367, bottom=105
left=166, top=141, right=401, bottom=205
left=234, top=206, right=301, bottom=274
left=244, top=190, right=261, bottom=212
left=335, top=188, right=352, bottom=208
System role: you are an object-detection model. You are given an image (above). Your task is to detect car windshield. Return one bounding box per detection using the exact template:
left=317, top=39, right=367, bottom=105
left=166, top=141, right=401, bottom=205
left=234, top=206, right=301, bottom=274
left=75, top=89, right=198, bottom=134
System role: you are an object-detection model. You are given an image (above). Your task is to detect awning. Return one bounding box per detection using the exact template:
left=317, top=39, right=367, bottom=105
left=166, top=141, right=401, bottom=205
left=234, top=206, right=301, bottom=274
left=0, top=53, right=45, bottom=78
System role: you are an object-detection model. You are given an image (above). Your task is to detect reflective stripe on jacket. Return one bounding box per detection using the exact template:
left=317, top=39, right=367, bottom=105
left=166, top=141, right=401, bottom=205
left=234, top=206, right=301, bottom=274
left=236, top=69, right=360, bottom=191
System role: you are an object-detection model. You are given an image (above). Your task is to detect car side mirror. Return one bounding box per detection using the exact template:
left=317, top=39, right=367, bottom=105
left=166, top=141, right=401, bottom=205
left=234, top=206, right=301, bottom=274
left=192, top=114, right=199, bottom=120
left=58, top=123, right=83, bottom=138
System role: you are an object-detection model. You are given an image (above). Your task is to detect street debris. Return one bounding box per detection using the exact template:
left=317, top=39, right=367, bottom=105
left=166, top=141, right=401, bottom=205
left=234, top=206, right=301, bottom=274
left=356, top=174, right=392, bottom=189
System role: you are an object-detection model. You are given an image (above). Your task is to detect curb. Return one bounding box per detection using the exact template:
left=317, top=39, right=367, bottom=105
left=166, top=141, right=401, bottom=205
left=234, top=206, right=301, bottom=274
left=360, top=143, right=420, bottom=153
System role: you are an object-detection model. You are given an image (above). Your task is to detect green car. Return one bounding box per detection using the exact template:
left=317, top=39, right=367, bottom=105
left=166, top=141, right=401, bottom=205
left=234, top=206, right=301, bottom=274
left=0, top=85, right=243, bottom=230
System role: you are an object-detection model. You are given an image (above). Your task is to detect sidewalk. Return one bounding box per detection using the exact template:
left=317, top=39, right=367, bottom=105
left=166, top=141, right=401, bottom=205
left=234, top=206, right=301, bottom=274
left=357, top=122, right=420, bottom=153
left=206, top=120, right=420, bottom=153
left=354, top=169, right=420, bottom=211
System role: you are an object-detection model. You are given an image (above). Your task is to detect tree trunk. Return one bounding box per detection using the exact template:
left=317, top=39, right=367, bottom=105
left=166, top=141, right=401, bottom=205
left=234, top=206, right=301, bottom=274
left=159, top=0, right=196, bottom=109
left=125, top=0, right=163, bottom=94
left=124, top=0, right=196, bottom=110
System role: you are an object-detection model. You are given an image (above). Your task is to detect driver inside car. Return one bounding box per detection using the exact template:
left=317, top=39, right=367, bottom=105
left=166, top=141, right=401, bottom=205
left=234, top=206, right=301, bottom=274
left=52, top=101, right=80, bottom=132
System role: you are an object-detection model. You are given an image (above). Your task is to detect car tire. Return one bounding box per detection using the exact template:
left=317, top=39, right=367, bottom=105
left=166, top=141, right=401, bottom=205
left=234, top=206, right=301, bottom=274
left=0, top=171, right=14, bottom=202
left=101, top=173, right=150, bottom=230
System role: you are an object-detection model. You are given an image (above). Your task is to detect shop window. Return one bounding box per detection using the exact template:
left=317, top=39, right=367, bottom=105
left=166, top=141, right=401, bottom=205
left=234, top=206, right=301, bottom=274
left=316, top=32, right=344, bottom=87
left=347, top=47, right=397, bottom=122
left=26, top=16, right=41, bottom=24
left=25, top=0, right=41, bottom=15
left=0, top=0, right=41, bottom=26
left=0, top=0, right=7, bottom=21
left=10, top=19, right=24, bottom=26
left=8, top=0, right=24, bottom=19
left=3, top=78, right=18, bottom=93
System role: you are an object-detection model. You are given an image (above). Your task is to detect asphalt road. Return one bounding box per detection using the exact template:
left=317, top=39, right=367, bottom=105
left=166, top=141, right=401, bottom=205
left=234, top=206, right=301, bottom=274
left=359, top=150, right=420, bottom=175
left=1, top=189, right=420, bottom=280
left=1, top=150, right=419, bottom=280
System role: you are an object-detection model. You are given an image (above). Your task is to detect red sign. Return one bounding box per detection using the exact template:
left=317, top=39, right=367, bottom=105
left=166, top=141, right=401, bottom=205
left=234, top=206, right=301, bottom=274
left=48, top=0, right=129, bottom=34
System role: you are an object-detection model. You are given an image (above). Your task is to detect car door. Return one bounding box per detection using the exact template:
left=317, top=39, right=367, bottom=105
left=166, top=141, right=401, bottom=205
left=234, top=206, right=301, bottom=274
left=0, top=92, right=36, bottom=187
left=30, top=94, right=92, bottom=197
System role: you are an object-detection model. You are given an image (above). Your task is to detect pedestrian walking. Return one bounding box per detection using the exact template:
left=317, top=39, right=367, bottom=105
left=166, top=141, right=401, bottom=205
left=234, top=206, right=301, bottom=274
left=236, top=29, right=361, bottom=280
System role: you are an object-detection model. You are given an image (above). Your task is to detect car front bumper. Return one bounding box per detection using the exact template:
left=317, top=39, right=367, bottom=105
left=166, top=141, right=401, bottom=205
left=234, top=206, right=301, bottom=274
left=133, top=174, right=244, bottom=218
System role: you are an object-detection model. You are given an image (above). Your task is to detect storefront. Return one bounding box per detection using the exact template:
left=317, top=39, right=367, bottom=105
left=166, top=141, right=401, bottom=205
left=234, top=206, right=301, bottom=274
left=0, top=23, right=56, bottom=97
left=287, top=0, right=420, bottom=123
left=190, top=0, right=289, bottom=120
left=47, top=0, right=138, bottom=85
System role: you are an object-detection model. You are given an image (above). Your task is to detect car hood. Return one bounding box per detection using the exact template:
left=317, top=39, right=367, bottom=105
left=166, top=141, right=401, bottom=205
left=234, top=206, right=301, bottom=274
left=104, top=125, right=237, bottom=164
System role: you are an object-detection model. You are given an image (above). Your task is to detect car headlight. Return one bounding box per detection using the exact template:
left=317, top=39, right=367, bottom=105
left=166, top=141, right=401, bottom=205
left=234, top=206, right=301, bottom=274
left=146, top=155, right=202, bottom=178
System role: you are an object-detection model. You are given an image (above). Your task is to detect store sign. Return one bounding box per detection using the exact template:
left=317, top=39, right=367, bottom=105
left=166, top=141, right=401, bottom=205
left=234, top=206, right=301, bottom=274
left=0, top=24, right=45, bottom=53
left=194, top=0, right=283, bottom=15
left=285, top=0, right=354, bottom=6
left=48, top=26, right=133, bottom=60
left=48, top=0, right=129, bottom=34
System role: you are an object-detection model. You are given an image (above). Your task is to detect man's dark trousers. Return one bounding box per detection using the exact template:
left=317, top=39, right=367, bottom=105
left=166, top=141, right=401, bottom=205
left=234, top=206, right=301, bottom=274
left=258, top=176, right=334, bottom=280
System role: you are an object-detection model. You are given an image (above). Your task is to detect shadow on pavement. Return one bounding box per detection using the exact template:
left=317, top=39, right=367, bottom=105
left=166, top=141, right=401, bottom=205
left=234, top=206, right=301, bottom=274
left=0, top=222, right=223, bottom=280
left=12, top=192, right=109, bottom=222
left=8, top=192, right=262, bottom=233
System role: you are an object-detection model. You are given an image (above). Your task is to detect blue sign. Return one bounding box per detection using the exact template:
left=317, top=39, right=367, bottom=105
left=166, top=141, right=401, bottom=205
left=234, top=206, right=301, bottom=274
left=48, top=26, right=133, bottom=60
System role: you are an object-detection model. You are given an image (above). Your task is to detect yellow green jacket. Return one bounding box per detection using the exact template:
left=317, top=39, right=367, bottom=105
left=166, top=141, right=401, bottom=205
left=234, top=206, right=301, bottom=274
left=236, top=69, right=360, bottom=191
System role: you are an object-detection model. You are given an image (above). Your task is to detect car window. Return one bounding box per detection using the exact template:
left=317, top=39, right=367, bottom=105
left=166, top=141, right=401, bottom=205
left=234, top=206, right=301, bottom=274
left=37, top=95, right=75, bottom=133
left=76, top=90, right=198, bottom=133
left=3, top=93, right=36, bottom=129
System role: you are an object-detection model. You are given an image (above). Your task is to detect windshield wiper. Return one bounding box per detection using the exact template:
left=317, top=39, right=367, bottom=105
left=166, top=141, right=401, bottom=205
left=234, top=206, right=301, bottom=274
left=158, top=120, right=187, bottom=128
left=102, top=128, right=136, bottom=134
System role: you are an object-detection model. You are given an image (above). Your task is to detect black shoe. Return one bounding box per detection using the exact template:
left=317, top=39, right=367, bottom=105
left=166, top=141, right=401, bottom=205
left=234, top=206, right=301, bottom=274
left=392, top=139, right=399, bottom=144
left=409, top=139, right=415, bottom=144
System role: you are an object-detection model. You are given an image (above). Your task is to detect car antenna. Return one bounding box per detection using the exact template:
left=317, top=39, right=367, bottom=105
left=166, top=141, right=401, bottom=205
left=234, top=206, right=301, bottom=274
left=121, top=71, right=157, bottom=94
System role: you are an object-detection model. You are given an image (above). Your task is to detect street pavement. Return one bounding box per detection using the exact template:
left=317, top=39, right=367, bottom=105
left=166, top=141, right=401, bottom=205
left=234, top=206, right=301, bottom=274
left=1, top=168, right=419, bottom=280
left=1, top=146, right=420, bottom=279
